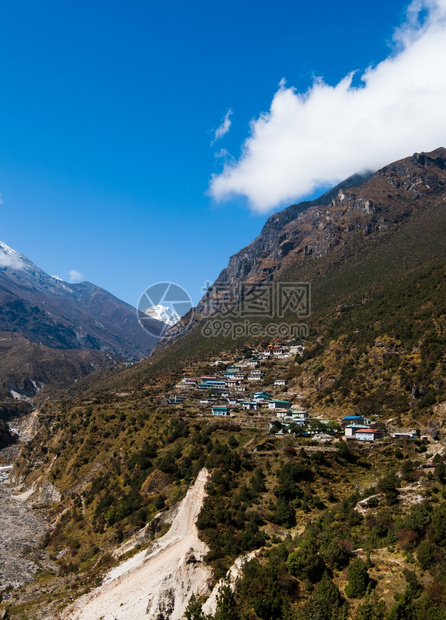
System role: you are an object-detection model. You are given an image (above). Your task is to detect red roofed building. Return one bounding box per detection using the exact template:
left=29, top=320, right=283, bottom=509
left=354, top=429, right=384, bottom=442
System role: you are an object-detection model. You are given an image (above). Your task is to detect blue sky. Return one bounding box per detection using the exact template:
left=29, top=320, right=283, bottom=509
left=1, top=0, right=445, bottom=307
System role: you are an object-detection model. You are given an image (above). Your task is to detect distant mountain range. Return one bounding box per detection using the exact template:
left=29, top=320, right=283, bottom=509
left=0, top=242, right=164, bottom=396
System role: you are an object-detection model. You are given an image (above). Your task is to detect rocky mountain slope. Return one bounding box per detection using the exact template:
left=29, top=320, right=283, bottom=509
left=0, top=241, right=159, bottom=359
left=0, top=332, right=119, bottom=398
left=199, top=148, right=446, bottom=310
left=207, top=171, right=373, bottom=288
left=0, top=242, right=166, bottom=395
left=155, top=147, right=445, bottom=355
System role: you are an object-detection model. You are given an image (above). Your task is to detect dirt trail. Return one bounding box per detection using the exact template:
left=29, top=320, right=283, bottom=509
left=62, top=468, right=212, bottom=620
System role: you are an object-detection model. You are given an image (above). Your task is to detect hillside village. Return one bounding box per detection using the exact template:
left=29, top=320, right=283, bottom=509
left=161, top=342, right=426, bottom=446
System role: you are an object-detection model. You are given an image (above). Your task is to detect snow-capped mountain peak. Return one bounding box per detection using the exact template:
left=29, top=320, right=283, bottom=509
left=144, top=304, right=181, bottom=326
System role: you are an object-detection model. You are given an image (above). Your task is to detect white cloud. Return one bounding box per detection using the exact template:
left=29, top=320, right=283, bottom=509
left=214, top=148, right=232, bottom=159
left=209, top=0, right=446, bottom=213
left=211, top=109, right=233, bottom=145
left=69, top=269, right=83, bottom=283
left=0, top=254, right=23, bottom=270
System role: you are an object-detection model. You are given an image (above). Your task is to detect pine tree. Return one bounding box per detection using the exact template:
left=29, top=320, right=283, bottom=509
left=356, top=595, right=386, bottom=620
left=435, top=461, right=446, bottom=484
left=345, top=558, right=370, bottom=599
left=286, top=537, right=325, bottom=583
left=313, top=571, right=341, bottom=612
left=213, top=581, right=239, bottom=620
left=184, top=594, right=209, bottom=620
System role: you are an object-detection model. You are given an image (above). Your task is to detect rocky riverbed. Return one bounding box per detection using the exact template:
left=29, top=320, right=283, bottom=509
left=0, top=416, right=56, bottom=600
left=0, top=480, right=51, bottom=594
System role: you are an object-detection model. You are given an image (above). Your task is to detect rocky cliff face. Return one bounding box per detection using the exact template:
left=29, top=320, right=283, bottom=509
left=200, top=148, right=446, bottom=306
left=213, top=172, right=372, bottom=286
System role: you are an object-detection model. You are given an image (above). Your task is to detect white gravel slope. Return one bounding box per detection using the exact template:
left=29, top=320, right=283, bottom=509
left=62, top=468, right=212, bottom=620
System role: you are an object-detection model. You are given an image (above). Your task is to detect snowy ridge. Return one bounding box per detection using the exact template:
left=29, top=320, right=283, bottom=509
left=0, top=240, right=51, bottom=278
left=0, top=240, right=76, bottom=294
left=144, top=304, right=181, bottom=326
